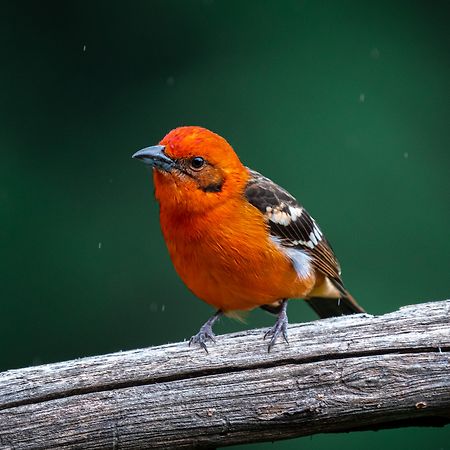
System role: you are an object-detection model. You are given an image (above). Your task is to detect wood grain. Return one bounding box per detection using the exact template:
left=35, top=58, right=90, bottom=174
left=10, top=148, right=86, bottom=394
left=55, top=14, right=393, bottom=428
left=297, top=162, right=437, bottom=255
left=0, top=300, right=449, bottom=449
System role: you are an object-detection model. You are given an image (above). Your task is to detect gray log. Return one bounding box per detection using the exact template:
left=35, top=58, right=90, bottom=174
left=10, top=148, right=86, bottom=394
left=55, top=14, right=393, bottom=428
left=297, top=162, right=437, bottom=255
left=0, top=300, right=449, bottom=449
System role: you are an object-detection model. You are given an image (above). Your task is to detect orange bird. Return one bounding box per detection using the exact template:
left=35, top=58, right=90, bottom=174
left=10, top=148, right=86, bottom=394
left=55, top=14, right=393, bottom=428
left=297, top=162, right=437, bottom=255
left=133, top=126, right=364, bottom=351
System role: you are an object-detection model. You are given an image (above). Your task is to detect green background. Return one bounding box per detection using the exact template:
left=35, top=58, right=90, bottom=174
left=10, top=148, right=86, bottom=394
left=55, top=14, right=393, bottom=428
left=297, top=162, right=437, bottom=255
left=1, top=1, right=449, bottom=448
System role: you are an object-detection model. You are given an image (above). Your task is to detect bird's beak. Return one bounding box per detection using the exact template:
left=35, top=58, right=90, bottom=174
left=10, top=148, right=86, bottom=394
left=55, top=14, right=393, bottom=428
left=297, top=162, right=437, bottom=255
left=132, top=145, right=175, bottom=172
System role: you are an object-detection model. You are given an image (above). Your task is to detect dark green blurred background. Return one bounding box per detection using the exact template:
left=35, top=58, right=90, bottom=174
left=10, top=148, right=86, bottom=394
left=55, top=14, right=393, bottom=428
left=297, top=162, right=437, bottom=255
left=1, top=0, right=449, bottom=448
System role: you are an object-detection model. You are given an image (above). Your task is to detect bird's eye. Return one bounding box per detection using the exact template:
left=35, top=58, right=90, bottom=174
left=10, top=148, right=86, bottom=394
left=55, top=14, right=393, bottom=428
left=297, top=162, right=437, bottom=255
left=190, top=157, right=205, bottom=170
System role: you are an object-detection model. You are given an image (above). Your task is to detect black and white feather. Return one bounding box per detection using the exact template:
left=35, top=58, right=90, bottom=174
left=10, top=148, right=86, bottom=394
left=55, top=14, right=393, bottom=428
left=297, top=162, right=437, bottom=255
left=244, top=169, right=345, bottom=294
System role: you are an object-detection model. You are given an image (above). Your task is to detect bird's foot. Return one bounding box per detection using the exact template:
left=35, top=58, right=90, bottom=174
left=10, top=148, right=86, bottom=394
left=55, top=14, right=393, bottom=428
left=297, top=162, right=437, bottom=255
left=189, top=324, right=216, bottom=353
left=264, top=300, right=289, bottom=352
left=189, top=310, right=222, bottom=353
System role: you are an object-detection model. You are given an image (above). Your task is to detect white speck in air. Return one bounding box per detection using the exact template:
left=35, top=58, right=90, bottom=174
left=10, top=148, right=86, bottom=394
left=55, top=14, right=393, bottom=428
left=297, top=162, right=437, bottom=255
left=403, top=152, right=409, bottom=159
left=82, top=44, right=87, bottom=52
left=162, top=305, right=166, bottom=312
left=98, top=242, right=102, bottom=249
left=370, top=47, right=380, bottom=59
left=359, top=93, right=365, bottom=103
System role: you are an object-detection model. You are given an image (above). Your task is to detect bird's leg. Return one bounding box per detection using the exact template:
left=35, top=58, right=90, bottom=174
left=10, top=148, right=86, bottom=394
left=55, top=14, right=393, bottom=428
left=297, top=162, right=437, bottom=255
left=189, top=310, right=222, bottom=353
left=264, top=299, right=289, bottom=352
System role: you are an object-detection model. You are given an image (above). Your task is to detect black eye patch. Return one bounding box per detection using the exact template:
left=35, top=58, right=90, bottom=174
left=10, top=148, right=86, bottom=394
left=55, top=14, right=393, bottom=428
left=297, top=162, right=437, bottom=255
left=201, top=181, right=223, bottom=193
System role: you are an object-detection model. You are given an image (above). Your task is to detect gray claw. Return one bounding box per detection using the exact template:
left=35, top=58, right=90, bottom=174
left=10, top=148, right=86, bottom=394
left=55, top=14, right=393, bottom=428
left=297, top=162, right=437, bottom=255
left=189, top=325, right=216, bottom=353
left=264, top=313, right=289, bottom=352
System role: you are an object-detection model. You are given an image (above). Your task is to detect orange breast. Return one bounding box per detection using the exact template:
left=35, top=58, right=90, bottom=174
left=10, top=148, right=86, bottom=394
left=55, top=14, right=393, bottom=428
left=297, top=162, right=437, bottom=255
left=159, top=200, right=316, bottom=312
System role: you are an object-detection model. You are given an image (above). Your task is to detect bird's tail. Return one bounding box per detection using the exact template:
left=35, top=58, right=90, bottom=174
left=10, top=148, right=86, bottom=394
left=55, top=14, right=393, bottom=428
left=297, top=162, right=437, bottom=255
left=305, top=292, right=365, bottom=318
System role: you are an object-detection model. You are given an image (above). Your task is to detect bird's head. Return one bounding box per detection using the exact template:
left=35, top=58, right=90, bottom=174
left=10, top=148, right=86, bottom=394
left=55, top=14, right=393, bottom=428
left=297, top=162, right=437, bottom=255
left=133, top=126, right=248, bottom=213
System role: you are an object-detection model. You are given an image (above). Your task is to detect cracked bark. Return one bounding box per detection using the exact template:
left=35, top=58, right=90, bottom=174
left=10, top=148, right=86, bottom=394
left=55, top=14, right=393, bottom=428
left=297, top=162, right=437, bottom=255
left=0, top=300, right=449, bottom=449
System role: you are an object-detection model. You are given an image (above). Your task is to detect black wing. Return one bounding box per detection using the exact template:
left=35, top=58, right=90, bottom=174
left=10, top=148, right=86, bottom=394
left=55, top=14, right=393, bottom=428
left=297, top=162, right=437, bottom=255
left=244, top=168, right=345, bottom=293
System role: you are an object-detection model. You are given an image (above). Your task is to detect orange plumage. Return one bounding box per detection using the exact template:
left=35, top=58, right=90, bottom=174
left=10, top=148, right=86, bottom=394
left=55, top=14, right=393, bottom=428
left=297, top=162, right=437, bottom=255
left=133, top=126, right=364, bottom=351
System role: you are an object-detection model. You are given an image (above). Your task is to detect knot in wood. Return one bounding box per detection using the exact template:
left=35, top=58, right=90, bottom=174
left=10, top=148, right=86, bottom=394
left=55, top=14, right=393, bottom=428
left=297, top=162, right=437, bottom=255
left=415, top=401, right=428, bottom=410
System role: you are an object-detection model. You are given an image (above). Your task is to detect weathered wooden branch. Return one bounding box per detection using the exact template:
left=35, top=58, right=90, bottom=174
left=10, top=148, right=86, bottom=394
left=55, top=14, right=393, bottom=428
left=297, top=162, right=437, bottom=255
left=0, top=300, right=449, bottom=450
